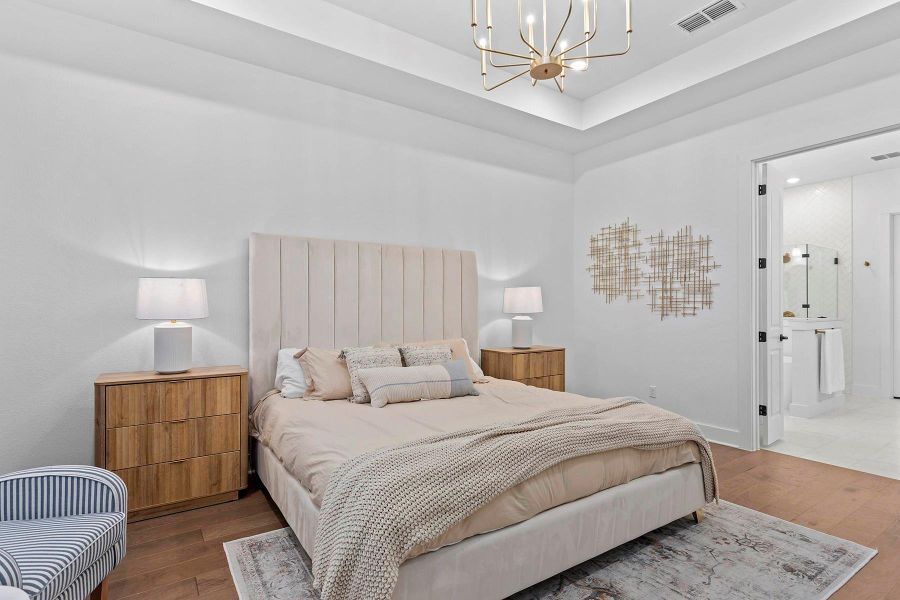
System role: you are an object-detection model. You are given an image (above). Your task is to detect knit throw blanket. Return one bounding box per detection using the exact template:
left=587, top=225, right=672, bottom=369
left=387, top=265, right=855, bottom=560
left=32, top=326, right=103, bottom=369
left=312, top=398, right=718, bottom=600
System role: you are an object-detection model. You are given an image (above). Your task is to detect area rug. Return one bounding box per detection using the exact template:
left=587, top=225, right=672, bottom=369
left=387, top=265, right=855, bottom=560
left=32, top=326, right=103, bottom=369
left=224, top=501, right=875, bottom=600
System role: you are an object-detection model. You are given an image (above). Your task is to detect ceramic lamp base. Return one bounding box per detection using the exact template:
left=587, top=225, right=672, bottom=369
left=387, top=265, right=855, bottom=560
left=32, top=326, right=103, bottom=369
left=511, top=316, right=534, bottom=349
left=154, top=322, right=192, bottom=373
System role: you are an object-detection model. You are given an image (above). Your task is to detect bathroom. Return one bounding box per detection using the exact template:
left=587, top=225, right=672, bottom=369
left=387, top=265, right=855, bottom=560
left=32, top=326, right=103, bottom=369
left=762, top=130, right=900, bottom=478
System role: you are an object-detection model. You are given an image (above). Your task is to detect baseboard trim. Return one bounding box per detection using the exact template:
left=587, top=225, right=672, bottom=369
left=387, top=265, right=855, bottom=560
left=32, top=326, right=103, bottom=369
left=696, top=423, right=743, bottom=448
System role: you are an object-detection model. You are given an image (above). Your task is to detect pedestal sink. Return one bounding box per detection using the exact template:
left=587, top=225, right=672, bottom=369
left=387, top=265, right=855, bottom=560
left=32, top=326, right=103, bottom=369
left=782, top=318, right=844, bottom=417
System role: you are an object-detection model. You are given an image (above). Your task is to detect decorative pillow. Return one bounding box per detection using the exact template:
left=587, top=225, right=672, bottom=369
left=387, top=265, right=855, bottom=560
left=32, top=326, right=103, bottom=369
left=398, top=344, right=452, bottom=367
left=358, top=359, right=478, bottom=408
left=297, top=347, right=353, bottom=401
left=378, top=338, right=488, bottom=383
left=340, top=346, right=403, bottom=403
left=275, top=348, right=307, bottom=399
left=460, top=338, right=488, bottom=382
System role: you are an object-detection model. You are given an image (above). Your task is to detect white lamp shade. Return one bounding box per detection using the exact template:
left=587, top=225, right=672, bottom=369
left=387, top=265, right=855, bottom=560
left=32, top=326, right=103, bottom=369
left=502, top=286, right=543, bottom=314
left=137, top=278, right=209, bottom=320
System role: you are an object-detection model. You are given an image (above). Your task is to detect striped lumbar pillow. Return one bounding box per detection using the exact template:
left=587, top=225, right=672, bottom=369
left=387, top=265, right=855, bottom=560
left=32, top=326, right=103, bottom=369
left=357, top=359, right=478, bottom=408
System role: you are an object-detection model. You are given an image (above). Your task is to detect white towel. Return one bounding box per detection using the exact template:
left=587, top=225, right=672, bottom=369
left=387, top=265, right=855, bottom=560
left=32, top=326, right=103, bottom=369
left=819, top=329, right=845, bottom=394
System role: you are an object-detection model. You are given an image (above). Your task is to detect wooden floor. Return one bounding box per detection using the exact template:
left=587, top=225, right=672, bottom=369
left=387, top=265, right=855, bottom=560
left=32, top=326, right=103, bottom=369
left=109, top=444, right=900, bottom=600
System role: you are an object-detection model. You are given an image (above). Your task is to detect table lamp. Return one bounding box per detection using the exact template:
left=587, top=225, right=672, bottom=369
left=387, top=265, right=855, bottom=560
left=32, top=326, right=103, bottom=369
left=503, top=286, right=543, bottom=349
left=137, top=278, right=209, bottom=373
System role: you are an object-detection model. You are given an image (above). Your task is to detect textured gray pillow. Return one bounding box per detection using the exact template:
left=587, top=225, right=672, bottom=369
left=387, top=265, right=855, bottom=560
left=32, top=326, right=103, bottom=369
left=340, top=346, right=403, bottom=403
left=398, top=344, right=452, bottom=367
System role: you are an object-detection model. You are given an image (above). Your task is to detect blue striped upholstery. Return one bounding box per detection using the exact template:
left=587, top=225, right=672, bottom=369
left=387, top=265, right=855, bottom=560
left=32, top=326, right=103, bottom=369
left=0, top=467, right=126, bottom=600
left=0, top=466, right=126, bottom=521
left=55, top=543, right=122, bottom=600
left=0, top=548, right=22, bottom=588
left=0, top=513, right=125, bottom=600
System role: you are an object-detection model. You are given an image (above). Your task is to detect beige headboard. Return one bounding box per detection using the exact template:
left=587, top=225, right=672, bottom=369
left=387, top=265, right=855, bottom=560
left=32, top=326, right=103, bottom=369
left=249, top=234, right=479, bottom=404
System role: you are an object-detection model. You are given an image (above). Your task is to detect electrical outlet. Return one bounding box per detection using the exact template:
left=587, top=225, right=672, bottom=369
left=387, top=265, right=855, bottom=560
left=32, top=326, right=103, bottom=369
left=649, top=385, right=657, bottom=399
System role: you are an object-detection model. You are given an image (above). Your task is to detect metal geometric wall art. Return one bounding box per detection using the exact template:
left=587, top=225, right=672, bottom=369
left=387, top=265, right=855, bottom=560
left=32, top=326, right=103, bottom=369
left=645, top=226, right=720, bottom=319
left=587, top=221, right=720, bottom=319
left=586, top=219, right=645, bottom=303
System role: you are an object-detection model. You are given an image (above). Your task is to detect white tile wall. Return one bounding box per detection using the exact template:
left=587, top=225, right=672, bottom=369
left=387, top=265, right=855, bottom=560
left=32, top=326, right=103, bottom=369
left=783, top=178, right=853, bottom=384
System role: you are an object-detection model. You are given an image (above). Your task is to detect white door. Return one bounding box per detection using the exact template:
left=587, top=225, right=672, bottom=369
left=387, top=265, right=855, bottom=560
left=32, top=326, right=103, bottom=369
left=758, top=163, right=785, bottom=446
left=892, top=215, right=900, bottom=398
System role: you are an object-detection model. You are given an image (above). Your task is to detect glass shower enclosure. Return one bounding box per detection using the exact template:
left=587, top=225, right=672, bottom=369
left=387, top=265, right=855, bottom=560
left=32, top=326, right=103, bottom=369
left=783, top=243, right=839, bottom=318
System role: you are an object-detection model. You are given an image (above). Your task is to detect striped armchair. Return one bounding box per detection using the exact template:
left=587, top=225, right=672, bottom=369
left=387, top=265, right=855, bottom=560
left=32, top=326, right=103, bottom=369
left=0, top=466, right=126, bottom=600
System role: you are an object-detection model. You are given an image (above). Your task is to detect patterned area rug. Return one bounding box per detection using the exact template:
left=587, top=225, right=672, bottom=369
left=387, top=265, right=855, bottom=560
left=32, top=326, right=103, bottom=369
left=224, top=501, right=875, bottom=600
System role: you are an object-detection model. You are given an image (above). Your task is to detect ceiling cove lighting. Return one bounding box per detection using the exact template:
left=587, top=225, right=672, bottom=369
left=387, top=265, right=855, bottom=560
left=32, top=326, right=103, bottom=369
left=471, top=0, right=633, bottom=93
left=786, top=177, right=801, bottom=184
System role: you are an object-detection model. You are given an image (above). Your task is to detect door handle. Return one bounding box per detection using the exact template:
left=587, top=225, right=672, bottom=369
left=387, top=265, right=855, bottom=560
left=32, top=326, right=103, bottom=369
left=779, top=335, right=789, bottom=341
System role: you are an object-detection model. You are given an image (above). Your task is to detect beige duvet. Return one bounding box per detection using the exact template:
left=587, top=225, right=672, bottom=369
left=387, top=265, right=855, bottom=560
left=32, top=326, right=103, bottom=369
left=251, top=377, right=700, bottom=557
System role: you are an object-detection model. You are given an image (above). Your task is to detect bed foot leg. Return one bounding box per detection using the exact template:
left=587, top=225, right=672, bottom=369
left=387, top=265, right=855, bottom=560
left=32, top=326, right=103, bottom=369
left=691, top=509, right=704, bottom=524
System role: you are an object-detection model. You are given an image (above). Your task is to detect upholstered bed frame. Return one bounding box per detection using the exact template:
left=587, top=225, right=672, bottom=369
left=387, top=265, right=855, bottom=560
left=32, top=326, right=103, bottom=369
left=249, top=233, right=478, bottom=406
left=248, top=233, right=706, bottom=599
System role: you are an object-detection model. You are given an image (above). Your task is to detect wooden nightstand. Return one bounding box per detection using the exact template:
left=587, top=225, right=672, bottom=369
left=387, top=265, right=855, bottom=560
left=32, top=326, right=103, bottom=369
left=94, top=366, right=249, bottom=522
left=481, top=346, right=565, bottom=391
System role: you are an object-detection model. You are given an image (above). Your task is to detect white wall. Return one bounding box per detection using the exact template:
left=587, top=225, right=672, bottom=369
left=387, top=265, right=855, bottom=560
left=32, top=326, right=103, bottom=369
left=0, top=12, right=573, bottom=472
left=782, top=178, right=853, bottom=384
left=572, top=72, right=900, bottom=449
left=4, top=3, right=900, bottom=471
left=852, top=168, right=900, bottom=396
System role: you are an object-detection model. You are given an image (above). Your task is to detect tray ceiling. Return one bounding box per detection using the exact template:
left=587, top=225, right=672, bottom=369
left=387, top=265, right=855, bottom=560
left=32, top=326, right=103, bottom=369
left=21, top=0, right=900, bottom=152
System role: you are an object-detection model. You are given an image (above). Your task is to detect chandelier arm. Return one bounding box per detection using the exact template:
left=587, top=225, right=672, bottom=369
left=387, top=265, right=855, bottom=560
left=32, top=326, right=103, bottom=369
left=473, top=27, right=534, bottom=61
left=489, top=57, right=530, bottom=68
left=554, top=0, right=598, bottom=56
left=516, top=0, right=543, bottom=56
left=562, top=32, right=631, bottom=61
left=483, top=69, right=531, bottom=92
left=548, top=0, right=573, bottom=57
left=562, top=0, right=631, bottom=61
left=553, top=76, right=564, bottom=93
left=488, top=29, right=531, bottom=67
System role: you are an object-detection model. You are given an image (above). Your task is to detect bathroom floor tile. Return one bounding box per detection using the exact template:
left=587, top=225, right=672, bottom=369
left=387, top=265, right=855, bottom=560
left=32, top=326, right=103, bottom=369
left=765, top=393, right=900, bottom=480
left=779, top=430, right=839, bottom=450
left=800, top=451, right=861, bottom=471
left=850, top=459, right=900, bottom=479
left=765, top=440, right=815, bottom=458
left=871, top=443, right=900, bottom=465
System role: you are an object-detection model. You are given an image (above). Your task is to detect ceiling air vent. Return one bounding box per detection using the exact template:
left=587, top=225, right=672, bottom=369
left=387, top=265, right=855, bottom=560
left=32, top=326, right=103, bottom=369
left=676, top=12, right=711, bottom=33
left=872, top=152, right=900, bottom=162
left=703, top=0, right=740, bottom=21
left=675, top=1, right=743, bottom=34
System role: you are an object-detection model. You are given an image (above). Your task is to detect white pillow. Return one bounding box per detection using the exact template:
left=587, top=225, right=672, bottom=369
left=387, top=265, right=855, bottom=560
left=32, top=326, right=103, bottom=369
left=275, top=347, right=308, bottom=398
left=459, top=338, right=487, bottom=382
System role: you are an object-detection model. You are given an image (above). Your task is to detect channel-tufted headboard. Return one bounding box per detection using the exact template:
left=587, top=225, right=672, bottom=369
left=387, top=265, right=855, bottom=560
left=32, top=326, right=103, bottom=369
left=248, top=234, right=479, bottom=404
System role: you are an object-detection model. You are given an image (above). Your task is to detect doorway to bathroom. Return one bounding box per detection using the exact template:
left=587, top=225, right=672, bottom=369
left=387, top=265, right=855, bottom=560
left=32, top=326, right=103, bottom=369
left=754, top=127, right=900, bottom=479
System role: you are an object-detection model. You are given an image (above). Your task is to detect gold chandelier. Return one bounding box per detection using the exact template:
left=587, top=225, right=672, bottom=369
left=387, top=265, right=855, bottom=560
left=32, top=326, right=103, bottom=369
left=471, top=0, right=633, bottom=93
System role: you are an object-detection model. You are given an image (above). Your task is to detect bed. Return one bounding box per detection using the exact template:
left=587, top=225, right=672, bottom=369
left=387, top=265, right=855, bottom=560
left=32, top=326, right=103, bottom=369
left=248, top=233, right=713, bottom=600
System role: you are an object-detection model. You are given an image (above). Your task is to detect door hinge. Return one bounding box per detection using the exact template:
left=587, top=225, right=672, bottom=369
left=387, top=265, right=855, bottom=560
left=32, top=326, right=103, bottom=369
left=759, top=405, right=768, bottom=417
left=834, top=257, right=839, bottom=265
left=758, top=331, right=767, bottom=343
left=758, top=257, right=767, bottom=269
left=802, top=304, right=810, bottom=309
left=801, top=253, right=810, bottom=258
left=758, top=184, right=767, bottom=195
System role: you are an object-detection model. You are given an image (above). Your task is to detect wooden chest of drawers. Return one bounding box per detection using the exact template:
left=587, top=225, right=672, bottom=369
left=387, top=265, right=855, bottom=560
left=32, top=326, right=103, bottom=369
left=95, top=366, right=249, bottom=521
left=480, top=346, right=565, bottom=391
